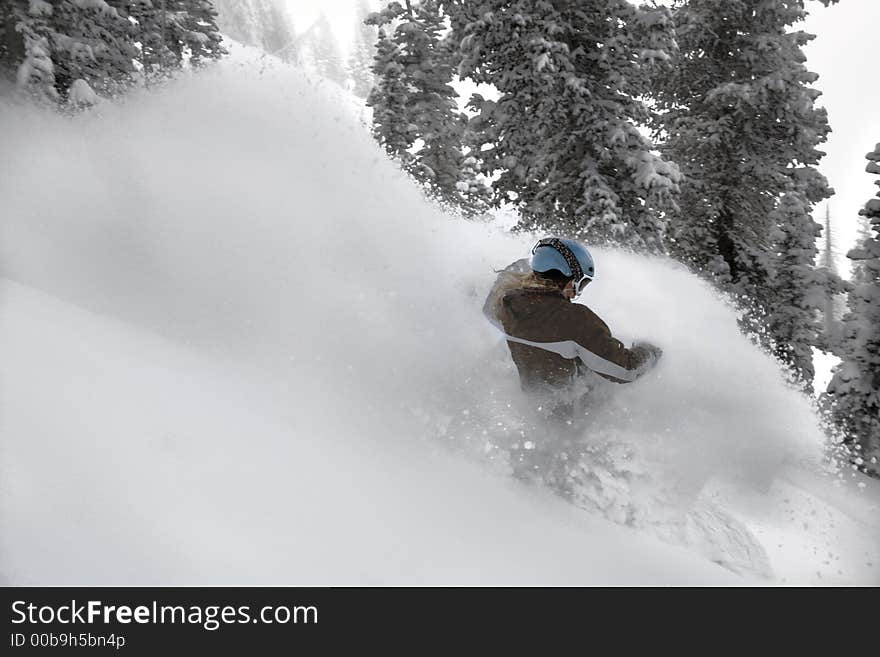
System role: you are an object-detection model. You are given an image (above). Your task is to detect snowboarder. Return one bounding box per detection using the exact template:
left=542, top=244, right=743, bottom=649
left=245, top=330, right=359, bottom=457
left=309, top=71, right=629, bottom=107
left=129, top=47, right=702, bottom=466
left=484, top=237, right=662, bottom=408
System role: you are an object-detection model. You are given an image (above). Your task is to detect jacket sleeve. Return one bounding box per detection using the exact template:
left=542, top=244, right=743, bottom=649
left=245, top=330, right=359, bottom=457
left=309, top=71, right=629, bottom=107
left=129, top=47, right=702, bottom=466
left=568, top=305, right=657, bottom=383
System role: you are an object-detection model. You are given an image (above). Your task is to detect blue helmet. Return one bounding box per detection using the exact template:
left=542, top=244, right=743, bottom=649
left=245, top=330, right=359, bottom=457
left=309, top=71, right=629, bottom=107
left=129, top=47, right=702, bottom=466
left=531, top=237, right=595, bottom=295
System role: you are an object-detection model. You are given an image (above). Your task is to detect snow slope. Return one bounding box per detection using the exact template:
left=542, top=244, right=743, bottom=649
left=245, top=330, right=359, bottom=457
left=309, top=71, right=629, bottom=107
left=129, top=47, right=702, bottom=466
left=1, top=279, right=744, bottom=585
left=0, top=52, right=877, bottom=584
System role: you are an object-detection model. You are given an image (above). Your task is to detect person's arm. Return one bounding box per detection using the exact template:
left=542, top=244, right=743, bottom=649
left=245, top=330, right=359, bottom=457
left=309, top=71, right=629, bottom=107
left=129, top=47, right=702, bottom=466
left=568, top=305, right=661, bottom=383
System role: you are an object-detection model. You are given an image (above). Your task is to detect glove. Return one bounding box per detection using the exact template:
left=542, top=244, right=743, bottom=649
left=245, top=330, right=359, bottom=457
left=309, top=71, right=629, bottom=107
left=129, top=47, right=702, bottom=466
left=633, top=341, right=663, bottom=362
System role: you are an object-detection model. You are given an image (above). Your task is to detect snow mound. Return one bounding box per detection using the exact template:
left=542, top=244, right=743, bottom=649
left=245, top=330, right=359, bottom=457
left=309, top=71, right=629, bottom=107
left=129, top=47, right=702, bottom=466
left=1, top=51, right=877, bottom=583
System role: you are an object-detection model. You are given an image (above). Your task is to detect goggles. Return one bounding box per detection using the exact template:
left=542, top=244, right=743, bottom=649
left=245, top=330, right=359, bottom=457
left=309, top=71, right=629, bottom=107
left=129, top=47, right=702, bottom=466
left=572, top=273, right=592, bottom=297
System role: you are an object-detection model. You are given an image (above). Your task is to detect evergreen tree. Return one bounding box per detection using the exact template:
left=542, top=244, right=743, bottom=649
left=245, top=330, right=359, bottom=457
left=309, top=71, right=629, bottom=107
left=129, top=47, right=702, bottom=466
left=213, top=0, right=296, bottom=62
left=818, top=204, right=846, bottom=350
left=4, top=1, right=226, bottom=103
left=823, top=143, right=880, bottom=475
left=5, top=1, right=58, bottom=103
left=53, top=1, right=138, bottom=99
left=179, top=0, right=225, bottom=65
left=212, top=0, right=257, bottom=45
left=1, top=3, right=26, bottom=84
left=442, top=0, right=681, bottom=249
left=4, top=0, right=137, bottom=104
left=300, top=12, right=346, bottom=85
left=456, top=147, right=492, bottom=217
left=348, top=0, right=377, bottom=98
left=126, top=0, right=171, bottom=78
left=653, top=0, right=834, bottom=293
left=367, top=1, right=490, bottom=216
left=763, top=192, right=825, bottom=391
left=120, top=1, right=225, bottom=76
left=367, top=25, right=411, bottom=159
left=258, top=0, right=297, bottom=63
left=158, top=1, right=225, bottom=68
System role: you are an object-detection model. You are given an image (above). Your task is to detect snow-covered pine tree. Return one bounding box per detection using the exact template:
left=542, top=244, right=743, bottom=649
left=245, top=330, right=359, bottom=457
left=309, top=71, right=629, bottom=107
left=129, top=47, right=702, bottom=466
left=348, top=0, right=377, bottom=98
left=367, top=24, right=413, bottom=165
left=763, top=192, right=828, bottom=391
left=367, top=1, right=490, bottom=216
left=456, top=144, right=492, bottom=217
left=257, top=0, right=297, bottom=63
left=0, top=3, right=26, bottom=86
left=129, top=1, right=224, bottom=74
left=3, top=1, right=58, bottom=103
left=819, top=205, right=836, bottom=271
left=818, top=204, right=846, bottom=351
left=300, top=11, right=346, bottom=85
left=4, top=0, right=137, bottom=104
left=213, top=0, right=293, bottom=61
left=52, top=1, right=138, bottom=101
left=5, top=1, right=225, bottom=103
left=156, top=0, right=225, bottom=68
left=212, top=0, right=257, bottom=45
left=383, top=1, right=463, bottom=207
left=653, top=0, right=834, bottom=299
left=179, top=0, right=225, bottom=65
left=823, top=143, right=880, bottom=475
left=125, top=1, right=171, bottom=78
left=442, top=0, right=680, bottom=250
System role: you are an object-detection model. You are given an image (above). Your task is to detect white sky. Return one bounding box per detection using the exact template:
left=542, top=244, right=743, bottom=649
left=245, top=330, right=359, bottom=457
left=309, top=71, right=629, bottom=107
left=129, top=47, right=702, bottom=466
left=801, top=0, right=880, bottom=268
left=287, top=0, right=880, bottom=266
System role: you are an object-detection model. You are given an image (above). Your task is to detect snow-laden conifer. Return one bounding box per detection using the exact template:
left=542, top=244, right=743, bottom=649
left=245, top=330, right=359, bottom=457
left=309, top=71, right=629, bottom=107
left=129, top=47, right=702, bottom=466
left=348, top=0, right=377, bottom=99
left=817, top=205, right=847, bottom=351
left=6, top=1, right=58, bottom=103
left=653, top=0, right=833, bottom=286
left=823, top=143, right=880, bottom=475
left=213, top=0, right=296, bottom=62
left=299, top=11, right=346, bottom=85
left=368, top=1, right=490, bottom=216
left=4, top=1, right=226, bottom=103
left=159, top=1, right=226, bottom=68
left=366, top=24, right=413, bottom=164
left=55, top=1, right=138, bottom=98
left=764, top=192, right=844, bottom=391
left=444, top=0, right=680, bottom=249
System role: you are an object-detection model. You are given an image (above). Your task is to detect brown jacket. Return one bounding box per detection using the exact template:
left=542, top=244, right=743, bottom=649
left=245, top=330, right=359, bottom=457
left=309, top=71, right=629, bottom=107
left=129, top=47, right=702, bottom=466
left=484, top=260, right=656, bottom=391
